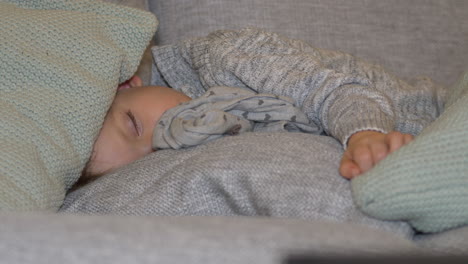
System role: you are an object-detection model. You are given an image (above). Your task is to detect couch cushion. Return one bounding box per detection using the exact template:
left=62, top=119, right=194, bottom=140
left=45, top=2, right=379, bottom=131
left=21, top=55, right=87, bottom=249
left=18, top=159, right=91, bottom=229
left=62, top=132, right=412, bottom=237
left=415, top=225, right=468, bottom=255
left=103, top=0, right=155, bottom=85
left=351, top=71, right=468, bottom=233
left=1, top=213, right=425, bottom=264
left=0, top=0, right=157, bottom=211
left=149, top=0, right=468, bottom=86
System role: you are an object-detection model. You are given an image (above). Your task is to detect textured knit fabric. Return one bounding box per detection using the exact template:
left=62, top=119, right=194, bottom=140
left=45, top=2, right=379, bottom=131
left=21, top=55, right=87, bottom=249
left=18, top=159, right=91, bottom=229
left=102, top=0, right=155, bottom=86
left=0, top=0, right=157, bottom=211
left=153, top=86, right=320, bottom=149
left=150, top=0, right=468, bottom=87
left=352, top=70, right=468, bottom=233
left=62, top=132, right=413, bottom=237
left=0, top=213, right=425, bottom=264
left=415, top=224, right=468, bottom=254
left=151, top=28, right=445, bottom=147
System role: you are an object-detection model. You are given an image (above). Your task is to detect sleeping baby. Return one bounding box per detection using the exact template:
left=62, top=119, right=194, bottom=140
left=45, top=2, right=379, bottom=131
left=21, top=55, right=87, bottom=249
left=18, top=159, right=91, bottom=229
left=78, top=28, right=445, bottom=185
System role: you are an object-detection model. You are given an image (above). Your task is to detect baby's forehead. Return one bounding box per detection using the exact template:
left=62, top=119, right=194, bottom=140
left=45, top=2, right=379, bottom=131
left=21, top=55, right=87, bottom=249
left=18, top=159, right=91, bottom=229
left=114, top=85, right=188, bottom=107
left=115, top=85, right=160, bottom=100
left=128, top=85, right=173, bottom=95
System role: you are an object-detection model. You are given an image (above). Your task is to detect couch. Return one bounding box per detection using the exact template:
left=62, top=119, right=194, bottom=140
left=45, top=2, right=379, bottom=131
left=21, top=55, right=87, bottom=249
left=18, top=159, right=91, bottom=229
left=1, top=0, right=467, bottom=263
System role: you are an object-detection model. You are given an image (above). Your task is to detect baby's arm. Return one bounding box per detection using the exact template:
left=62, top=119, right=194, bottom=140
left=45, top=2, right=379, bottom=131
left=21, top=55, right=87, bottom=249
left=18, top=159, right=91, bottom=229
left=339, top=130, right=414, bottom=179
left=157, top=29, right=437, bottom=179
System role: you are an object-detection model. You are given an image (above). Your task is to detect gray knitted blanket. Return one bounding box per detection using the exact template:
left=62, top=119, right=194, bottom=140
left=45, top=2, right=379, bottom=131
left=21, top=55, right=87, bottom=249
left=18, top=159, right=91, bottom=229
left=153, top=86, right=320, bottom=149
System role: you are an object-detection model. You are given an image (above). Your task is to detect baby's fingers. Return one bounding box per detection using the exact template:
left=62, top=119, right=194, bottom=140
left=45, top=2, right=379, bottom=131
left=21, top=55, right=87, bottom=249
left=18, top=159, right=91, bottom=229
left=339, top=154, right=361, bottom=179
left=347, top=141, right=390, bottom=177
left=350, top=145, right=375, bottom=174
left=404, top=133, right=414, bottom=144
left=386, top=132, right=414, bottom=153
left=370, top=140, right=389, bottom=164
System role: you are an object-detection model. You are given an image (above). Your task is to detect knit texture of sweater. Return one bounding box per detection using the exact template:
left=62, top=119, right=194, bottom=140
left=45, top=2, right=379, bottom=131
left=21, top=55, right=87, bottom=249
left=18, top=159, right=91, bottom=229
left=151, top=28, right=445, bottom=147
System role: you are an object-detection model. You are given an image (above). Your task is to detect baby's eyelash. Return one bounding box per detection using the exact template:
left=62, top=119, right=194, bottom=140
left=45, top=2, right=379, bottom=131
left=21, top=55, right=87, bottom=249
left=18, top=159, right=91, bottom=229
left=126, top=110, right=141, bottom=136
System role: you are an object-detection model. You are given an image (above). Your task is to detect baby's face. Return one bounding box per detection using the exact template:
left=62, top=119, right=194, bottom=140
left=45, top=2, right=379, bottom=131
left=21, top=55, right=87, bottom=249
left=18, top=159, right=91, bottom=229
left=85, top=84, right=191, bottom=177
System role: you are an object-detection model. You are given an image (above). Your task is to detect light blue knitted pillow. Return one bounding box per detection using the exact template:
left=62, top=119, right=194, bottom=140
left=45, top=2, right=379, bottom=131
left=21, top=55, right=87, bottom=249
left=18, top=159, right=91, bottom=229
left=0, top=0, right=157, bottom=211
left=352, top=71, right=468, bottom=233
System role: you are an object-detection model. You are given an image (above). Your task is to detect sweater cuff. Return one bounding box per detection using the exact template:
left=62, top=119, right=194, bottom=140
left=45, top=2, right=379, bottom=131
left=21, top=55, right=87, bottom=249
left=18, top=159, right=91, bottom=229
left=333, top=110, right=395, bottom=148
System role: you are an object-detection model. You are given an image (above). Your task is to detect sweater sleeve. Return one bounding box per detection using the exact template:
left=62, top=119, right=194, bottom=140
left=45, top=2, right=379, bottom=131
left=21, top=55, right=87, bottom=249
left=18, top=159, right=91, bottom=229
left=191, top=28, right=396, bottom=145
left=153, top=28, right=432, bottom=146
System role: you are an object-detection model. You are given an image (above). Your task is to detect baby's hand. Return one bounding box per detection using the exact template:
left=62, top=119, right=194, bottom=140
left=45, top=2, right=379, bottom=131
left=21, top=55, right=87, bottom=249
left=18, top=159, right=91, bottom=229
left=339, top=131, right=413, bottom=179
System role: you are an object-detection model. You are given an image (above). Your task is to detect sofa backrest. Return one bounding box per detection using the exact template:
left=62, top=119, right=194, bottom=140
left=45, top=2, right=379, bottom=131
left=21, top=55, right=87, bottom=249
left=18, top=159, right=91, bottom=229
left=149, top=0, right=467, bottom=86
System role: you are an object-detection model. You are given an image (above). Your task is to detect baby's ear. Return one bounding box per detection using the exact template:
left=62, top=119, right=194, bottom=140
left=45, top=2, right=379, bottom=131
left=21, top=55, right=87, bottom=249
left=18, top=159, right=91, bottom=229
left=118, top=75, right=142, bottom=91
left=129, top=75, right=142, bottom=87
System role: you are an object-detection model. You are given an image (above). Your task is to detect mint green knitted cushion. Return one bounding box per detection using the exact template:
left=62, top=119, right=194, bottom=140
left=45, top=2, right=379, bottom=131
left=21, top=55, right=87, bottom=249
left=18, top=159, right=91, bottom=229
left=0, top=0, right=157, bottom=211
left=352, top=71, right=468, bottom=233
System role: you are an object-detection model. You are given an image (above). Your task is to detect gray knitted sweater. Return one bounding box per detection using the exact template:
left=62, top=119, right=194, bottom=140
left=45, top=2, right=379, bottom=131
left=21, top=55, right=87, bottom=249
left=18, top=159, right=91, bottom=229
left=151, top=28, right=445, bottom=145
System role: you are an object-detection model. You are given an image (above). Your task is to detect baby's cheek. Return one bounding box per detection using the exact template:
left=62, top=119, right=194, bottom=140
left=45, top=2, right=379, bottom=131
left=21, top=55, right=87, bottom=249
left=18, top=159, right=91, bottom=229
left=132, top=143, right=154, bottom=161
left=142, top=143, right=154, bottom=156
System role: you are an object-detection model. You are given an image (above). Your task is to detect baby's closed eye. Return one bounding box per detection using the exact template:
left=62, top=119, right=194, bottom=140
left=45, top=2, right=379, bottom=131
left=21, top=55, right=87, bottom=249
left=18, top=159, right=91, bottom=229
left=125, top=110, right=143, bottom=137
